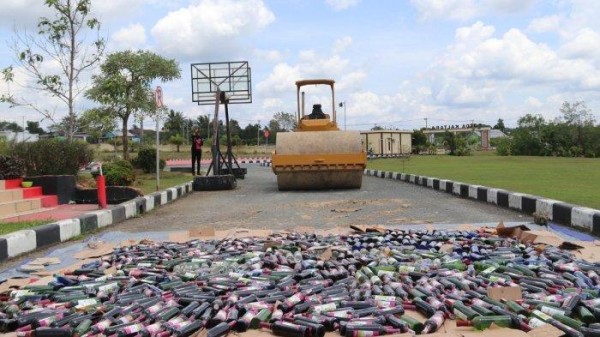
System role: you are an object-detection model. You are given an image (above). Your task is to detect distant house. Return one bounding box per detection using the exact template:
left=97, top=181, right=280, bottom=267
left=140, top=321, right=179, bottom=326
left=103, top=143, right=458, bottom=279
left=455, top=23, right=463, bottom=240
left=0, top=131, right=39, bottom=143
left=102, top=130, right=138, bottom=143
left=489, top=129, right=507, bottom=139
left=360, top=130, right=413, bottom=155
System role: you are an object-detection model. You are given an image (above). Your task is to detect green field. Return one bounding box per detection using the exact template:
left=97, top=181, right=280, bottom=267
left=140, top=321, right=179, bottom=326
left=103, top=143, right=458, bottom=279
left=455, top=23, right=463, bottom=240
left=367, top=154, right=600, bottom=210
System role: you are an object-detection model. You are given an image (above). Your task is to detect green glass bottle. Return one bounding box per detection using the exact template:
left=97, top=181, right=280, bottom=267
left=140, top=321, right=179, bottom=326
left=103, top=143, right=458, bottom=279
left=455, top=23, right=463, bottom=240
left=399, top=315, right=423, bottom=333
left=456, top=315, right=512, bottom=330
left=249, top=308, right=271, bottom=329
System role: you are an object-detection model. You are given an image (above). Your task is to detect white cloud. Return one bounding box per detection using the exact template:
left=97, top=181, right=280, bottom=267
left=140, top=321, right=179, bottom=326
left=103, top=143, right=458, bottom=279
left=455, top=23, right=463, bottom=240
left=527, top=15, right=562, bottom=33
left=559, top=28, right=600, bottom=60
left=256, top=63, right=302, bottom=95
left=332, top=36, right=353, bottom=54
left=0, top=0, right=50, bottom=28
left=325, top=0, right=360, bottom=11
left=411, top=0, right=534, bottom=21
left=151, top=0, right=275, bottom=61
left=109, top=24, right=147, bottom=51
left=254, top=49, right=284, bottom=63
left=262, top=98, right=284, bottom=110
left=484, top=0, right=534, bottom=13
left=526, top=96, right=542, bottom=107
left=410, top=0, right=480, bottom=21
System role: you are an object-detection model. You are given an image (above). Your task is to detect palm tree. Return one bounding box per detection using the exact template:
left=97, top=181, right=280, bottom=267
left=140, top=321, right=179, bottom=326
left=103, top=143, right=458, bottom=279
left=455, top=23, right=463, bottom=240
left=163, top=109, right=185, bottom=138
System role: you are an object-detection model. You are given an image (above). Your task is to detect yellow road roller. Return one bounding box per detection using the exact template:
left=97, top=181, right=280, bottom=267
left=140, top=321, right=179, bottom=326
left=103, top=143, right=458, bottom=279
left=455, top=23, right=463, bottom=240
left=271, top=79, right=367, bottom=190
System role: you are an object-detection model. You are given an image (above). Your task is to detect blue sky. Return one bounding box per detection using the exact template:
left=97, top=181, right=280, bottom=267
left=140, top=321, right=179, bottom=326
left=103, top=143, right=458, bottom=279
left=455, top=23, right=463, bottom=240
left=1, top=0, right=600, bottom=131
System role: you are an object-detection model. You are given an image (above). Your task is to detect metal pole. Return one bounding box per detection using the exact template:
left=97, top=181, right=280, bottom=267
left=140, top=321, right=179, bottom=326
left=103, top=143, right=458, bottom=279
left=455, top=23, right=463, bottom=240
left=344, top=103, right=347, bottom=131
left=156, top=114, right=160, bottom=191
left=257, top=120, right=260, bottom=146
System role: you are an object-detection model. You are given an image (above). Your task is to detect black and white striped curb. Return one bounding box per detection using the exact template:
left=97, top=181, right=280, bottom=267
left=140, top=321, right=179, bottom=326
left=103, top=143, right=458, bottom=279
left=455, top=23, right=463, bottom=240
left=365, top=169, right=600, bottom=235
left=0, top=181, right=194, bottom=263
left=260, top=161, right=272, bottom=167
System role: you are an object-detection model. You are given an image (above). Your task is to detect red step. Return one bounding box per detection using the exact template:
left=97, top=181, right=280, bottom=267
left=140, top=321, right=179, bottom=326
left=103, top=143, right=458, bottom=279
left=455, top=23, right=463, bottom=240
left=40, top=195, right=58, bottom=207
left=23, top=186, right=43, bottom=198
left=4, top=178, right=23, bottom=189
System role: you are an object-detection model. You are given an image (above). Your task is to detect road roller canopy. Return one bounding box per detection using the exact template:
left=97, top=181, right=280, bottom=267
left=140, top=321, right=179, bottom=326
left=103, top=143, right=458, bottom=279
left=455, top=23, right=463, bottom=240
left=295, top=79, right=335, bottom=87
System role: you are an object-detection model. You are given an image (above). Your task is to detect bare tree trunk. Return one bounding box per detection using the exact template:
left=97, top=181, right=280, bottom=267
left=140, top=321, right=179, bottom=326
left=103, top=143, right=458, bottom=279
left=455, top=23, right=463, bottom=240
left=122, top=116, right=129, bottom=160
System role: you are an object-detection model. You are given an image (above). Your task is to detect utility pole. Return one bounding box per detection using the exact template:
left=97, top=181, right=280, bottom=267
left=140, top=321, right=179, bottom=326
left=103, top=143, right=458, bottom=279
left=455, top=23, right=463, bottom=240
left=424, top=117, right=428, bottom=129
left=338, top=101, right=347, bottom=131
left=257, top=120, right=260, bottom=146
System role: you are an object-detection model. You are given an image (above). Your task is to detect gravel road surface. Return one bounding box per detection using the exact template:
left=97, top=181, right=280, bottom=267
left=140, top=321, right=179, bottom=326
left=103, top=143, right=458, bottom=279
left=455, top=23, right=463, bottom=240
left=118, top=164, right=530, bottom=232
left=0, top=164, right=537, bottom=275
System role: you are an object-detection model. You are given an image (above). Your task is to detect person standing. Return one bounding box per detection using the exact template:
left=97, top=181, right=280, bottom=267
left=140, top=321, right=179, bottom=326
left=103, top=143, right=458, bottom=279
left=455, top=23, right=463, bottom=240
left=191, top=128, right=204, bottom=175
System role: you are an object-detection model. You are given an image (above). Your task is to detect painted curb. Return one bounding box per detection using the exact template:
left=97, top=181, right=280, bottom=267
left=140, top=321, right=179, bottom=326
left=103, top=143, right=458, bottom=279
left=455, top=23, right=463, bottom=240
left=363, top=169, right=600, bottom=234
left=0, top=181, right=194, bottom=263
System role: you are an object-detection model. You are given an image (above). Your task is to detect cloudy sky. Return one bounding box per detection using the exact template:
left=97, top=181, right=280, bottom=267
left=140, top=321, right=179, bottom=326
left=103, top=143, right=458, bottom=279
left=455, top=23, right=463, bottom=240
left=1, top=0, right=600, bottom=130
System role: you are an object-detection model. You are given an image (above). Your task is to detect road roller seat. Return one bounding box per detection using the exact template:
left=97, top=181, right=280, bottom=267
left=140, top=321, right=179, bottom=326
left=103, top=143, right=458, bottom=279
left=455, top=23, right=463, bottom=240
left=308, top=104, right=327, bottom=120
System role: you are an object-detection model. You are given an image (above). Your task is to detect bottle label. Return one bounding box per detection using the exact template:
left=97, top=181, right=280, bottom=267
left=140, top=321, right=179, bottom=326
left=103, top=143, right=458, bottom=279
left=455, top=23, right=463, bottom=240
left=98, top=282, right=119, bottom=294
left=532, top=310, right=551, bottom=322
left=313, top=303, right=337, bottom=313
left=145, top=323, right=162, bottom=334
left=353, top=331, right=379, bottom=337
left=123, top=324, right=144, bottom=334
left=528, top=318, right=547, bottom=328
left=377, top=270, right=395, bottom=277
left=94, top=319, right=112, bottom=332
left=540, top=306, right=564, bottom=316
left=76, top=298, right=98, bottom=309
left=481, top=267, right=496, bottom=274
left=147, top=303, right=163, bottom=314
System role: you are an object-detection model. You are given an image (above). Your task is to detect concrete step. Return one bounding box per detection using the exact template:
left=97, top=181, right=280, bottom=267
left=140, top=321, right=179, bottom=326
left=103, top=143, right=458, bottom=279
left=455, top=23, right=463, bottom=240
left=0, top=206, right=58, bottom=223
left=0, top=198, right=42, bottom=218
left=0, top=179, right=23, bottom=190
left=0, top=189, right=23, bottom=203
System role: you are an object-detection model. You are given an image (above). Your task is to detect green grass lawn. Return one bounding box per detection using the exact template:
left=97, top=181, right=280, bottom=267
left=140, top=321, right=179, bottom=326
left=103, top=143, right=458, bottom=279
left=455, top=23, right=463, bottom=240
left=0, top=219, right=57, bottom=235
left=367, top=154, right=600, bottom=210
left=134, top=170, right=194, bottom=195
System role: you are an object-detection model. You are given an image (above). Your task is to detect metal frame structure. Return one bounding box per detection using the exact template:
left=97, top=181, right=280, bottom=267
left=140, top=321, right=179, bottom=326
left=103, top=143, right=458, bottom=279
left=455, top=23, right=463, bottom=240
left=191, top=61, right=251, bottom=105
left=190, top=61, right=252, bottom=179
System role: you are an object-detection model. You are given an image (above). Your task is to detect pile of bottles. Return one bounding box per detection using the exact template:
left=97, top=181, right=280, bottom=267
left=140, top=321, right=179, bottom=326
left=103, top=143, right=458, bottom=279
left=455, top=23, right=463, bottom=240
left=1, top=229, right=600, bottom=337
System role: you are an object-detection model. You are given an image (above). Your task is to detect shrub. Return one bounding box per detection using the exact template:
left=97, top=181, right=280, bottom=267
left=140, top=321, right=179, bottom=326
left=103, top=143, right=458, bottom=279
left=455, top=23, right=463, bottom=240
left=104, top=160, right=135, bottom=186
left=495, top=138, right=512, bottom=156
left=0, top=155, right=25, bottom=179
left=12, top=139, right=94, bottom=176
left=132, top=148, right=166, bottom=173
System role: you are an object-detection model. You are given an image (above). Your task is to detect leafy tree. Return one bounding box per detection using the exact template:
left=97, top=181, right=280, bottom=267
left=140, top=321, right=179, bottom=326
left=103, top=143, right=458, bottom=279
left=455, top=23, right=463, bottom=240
left=241, top=123, right=261, bottom=145
left=0, top=0, right=104, bottom=140
left=169, top=134, right=185, bottom=152
left=493, top=118, right=506, bottom=133
left=560, top=101, right=596, bottom=155
left=412, top=129, right=428, bottom=146
left=371, top=125, right=384, bottom=130
left=229, top=119, right=242, bottom=137
left=442, top=131, right=457, bottom=155
left=26, top=121, right=45, bottom=135
left=79, top=108, right=116, bottom=141
left=86, top=50, right=181, bottom=160
left=0, top=121, right=24, bottom=132
left=267, top=120, right=281, bottom=144
left=273, top=112, right=297, bottom=131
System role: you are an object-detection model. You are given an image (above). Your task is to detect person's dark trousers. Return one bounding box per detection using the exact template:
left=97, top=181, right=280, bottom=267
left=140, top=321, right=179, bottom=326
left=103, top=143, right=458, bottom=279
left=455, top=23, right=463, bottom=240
left=191, top=150, right=202, bottom=175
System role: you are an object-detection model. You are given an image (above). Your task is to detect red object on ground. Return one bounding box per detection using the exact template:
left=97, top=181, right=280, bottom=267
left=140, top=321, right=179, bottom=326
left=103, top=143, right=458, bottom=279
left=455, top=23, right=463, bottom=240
left=97, top=175, right=107, bottom=209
